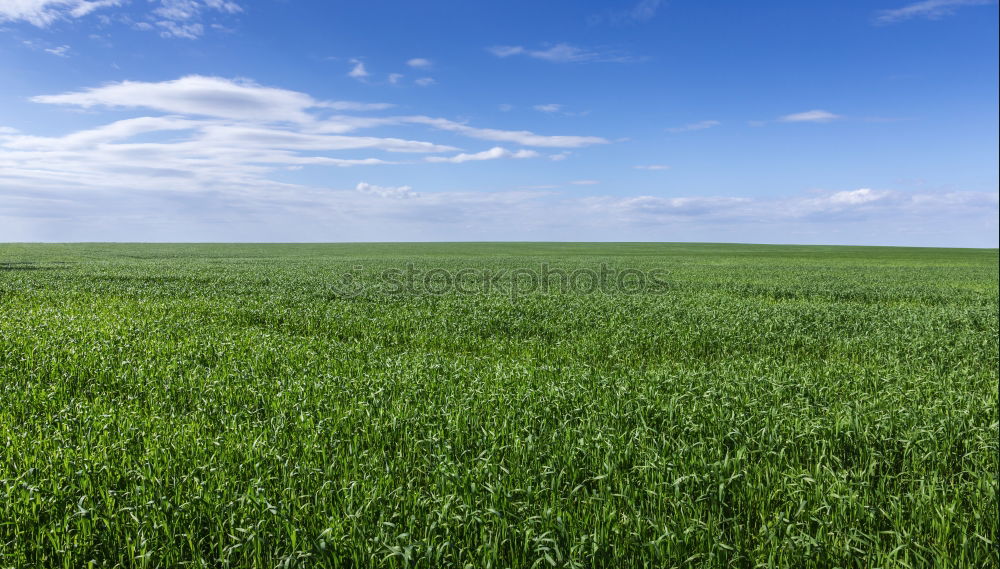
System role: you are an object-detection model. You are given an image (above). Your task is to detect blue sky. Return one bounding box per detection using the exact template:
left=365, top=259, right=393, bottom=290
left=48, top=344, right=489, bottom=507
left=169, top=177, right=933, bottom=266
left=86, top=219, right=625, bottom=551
left=1, top=0, right=997, bottom=246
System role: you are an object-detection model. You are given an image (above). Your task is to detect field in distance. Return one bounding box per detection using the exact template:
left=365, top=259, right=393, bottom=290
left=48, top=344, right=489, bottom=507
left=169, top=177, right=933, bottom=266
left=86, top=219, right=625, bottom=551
left=1, top=243, right=997, bottom=568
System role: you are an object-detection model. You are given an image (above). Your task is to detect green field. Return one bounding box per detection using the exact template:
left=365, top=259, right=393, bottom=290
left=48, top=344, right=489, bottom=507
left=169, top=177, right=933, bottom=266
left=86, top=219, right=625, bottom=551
left=1, top=243, right=997, bottom=568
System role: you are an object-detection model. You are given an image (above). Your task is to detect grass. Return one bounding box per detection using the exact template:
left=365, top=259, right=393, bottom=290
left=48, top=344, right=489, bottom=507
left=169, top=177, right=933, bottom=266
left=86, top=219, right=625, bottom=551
left=0, top=242, right=996, bottom=568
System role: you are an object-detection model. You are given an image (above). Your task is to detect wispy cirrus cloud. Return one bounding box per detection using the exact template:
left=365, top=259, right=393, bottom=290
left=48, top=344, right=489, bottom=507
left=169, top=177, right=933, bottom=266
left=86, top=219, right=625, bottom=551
left=874, top=0, right=994, bottom=24
left=22, top=39, right=74, bottom=57
left=405, top=116, right=608, bottom=147
left=0, top=114, right=439, bottom=192
left=150, top=0, right=241, bottom=38
left=532, top=104, right=590, bottom=117
left=534, top=104, right=563, bottom=113
left=667, top=120, right=720, bottom=133
left=583, top=188, right=998, bottom=229
left=487, top=43, right=639, bottom=63
left=426, top=147, right=539, bottom=163
left=44, top=44, right=72, bottom=57
left=5, top=177, right=991, bottom=244
left=406, top=58, right=432, bottom=68
left=0, top=0, right=242, bottom=38
left=31, top=75, right=392, bottom=123
left=9, top=75, right=989, bottom=245
left=778, top=110, right=842, bottom=123
left=1, top=75, right=609, bottom=212
left=0, top=0, right=121, bottom=27
left=621, top=0, right=662, bottom=22
left=634, top=164, right=670, bottom=170
left=356, top=182, right=418, bottom=199
left=590, top=0, right=664, bottom=26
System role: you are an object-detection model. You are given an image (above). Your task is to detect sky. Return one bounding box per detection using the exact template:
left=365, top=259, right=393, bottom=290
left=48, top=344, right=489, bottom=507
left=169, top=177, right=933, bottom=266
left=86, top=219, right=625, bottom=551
left=0, top=0, right=997, bottom=246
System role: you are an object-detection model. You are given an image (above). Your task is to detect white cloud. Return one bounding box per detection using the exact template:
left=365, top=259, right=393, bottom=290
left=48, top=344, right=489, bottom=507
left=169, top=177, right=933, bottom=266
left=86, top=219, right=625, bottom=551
left=33, top=76, right=609, bottom=149
left=191, top=125, right=454, bottom=153
left=2, top=170, right=995, bottom=245
left=320, top=101, right=395, bottom=112
left=32, top=76, right=391, bottom=123
left=586, top=195, right=751, bottom=219
left=634, top=164, right=670, bottom=170
left=414, top=77, right=436, bottom=87
left=534, top=104, right=562, bottom=113
left=549, top=151, right=570, bottom=161
left=155, top=0, right=241, bottom=21
left=518, top=184, right=561, bottom=190
left=0, top=0, right=242, bottom=38
left=487, top=46, right=526, bottom=58
left=426, top=146, right=539, bottom=163
left=3, top=75, right=612, bottom=215
left=356, top=182, right=418, bottom=199
left=622, top=0, right=662, bottom=22
left=487, top=43, right=637, bottom=63
left=570, top=180, right=600, bottom=185
left=779, top=110, right=842, bottom=123
left=348, top=60, right=369, bottom=80
left=146, top=0, right=243, bottom=39
left=0, top=115, right=451, bottom=192
left=33, top=75, right=314, bottom=122
left=4, top=116, right=202, bottom=150
left=3, top=80, right=488, bottom=203
left=388, top=73, right=404, bottom=85
left=528, top=45, right=596, bottom=63
left=591, top=0, right=663, bottom=25
left=0, top=0, right=121, bottom=27
left=44, top=45, right=71, bottom=57
left=666, top=120, right=720, bottom=133
left=874, top=0, right=994, bottom=24
left=154, top=19, right=202, bottom=39
left=583, top=189, right=998, bottom=228
left=407, top=116, right=608, bottom=147
left=826, top=188, right=889, bottom=205
left=406, top=58, right=432, bottom=68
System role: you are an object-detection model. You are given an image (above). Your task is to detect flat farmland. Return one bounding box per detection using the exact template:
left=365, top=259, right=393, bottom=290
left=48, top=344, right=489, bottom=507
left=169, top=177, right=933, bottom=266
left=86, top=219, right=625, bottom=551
left=0, top=243, right=996, bottom=568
